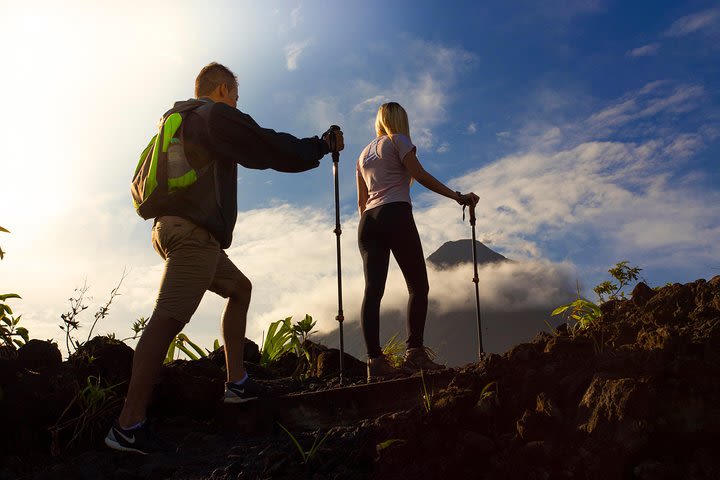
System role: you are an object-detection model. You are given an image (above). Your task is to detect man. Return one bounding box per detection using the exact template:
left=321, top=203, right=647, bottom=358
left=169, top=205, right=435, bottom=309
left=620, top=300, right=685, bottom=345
left=106, top=62, right=343, bottom=454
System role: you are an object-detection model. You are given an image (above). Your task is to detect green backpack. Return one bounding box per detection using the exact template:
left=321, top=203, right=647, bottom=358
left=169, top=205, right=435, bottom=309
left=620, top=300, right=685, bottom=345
left=131, top=102, right=206, bottom=219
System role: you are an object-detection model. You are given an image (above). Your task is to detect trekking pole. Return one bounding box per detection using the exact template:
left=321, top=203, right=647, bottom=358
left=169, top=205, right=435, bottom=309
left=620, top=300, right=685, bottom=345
left=327, top=125, right=345, bottom=385
left=465, top=202, right=484, bottom=359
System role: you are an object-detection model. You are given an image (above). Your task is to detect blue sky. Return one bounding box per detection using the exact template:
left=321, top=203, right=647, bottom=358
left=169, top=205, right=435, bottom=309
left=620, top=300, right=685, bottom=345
left=1, top=0, right=718, bottom=352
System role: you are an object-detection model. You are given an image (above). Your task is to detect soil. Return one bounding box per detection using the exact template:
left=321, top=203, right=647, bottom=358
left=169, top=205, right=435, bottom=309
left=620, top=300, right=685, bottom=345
left=1, top=277, right=720, bottom=479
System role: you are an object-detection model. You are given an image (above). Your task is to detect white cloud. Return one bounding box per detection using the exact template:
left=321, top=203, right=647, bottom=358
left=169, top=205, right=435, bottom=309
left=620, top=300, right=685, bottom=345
left=665, top=8, right=719, bottom=37
left=467, top=122, right=478, bottom=134
left=290, top=4, right=303, bottom=28
left=584, top=82, right=705, bottom=136
left=303, top=38, right=478, bottom=151
left=284, top=39, right=311, bottom=70
left=626, top=43, right=661, bottom=57
left=436, top=142, right=450, bottom=154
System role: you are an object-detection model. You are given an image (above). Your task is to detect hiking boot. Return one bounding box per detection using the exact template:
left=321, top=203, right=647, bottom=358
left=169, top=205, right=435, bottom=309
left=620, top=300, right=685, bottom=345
left=105, top=420, right=175, bottom=455
left=223, top=376, right=265, bottom=404
left=367, top=355, right=412, bottom=382
left=403, top=347, right=446, bottom=372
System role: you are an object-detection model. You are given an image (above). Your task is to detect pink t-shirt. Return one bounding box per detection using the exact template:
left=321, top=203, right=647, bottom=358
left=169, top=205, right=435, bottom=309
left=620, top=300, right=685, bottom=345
left=357, top=134, right=416, bottom=211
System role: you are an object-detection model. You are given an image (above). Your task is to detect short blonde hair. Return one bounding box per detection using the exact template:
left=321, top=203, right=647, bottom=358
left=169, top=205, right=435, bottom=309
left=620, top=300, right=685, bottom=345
left=375, top=102, right=411, bottom=139
left=195, top=62, right=237, bottom=97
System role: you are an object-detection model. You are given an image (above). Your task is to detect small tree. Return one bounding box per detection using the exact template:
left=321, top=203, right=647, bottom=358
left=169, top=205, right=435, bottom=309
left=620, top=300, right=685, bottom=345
left=593, top=261, right=642, bottom=302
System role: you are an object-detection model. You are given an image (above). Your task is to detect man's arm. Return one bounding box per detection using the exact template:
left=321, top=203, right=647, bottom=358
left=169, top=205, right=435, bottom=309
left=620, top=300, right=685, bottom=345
left=208, top=102, right=330, bottom=173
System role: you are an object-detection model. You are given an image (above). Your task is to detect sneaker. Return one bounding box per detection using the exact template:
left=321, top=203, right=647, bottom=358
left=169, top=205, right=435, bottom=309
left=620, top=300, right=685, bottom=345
left=223, top=376, right=265, bottom=404
left=367, top=355, right=412, bottom=382
left=403, top=347, right=446, bottom=372
left=105, top=420, right=175, bottom=455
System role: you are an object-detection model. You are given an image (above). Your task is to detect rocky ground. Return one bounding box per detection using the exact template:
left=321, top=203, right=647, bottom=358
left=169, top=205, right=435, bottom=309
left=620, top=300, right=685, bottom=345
left=1, top=277, right=719, bottom=479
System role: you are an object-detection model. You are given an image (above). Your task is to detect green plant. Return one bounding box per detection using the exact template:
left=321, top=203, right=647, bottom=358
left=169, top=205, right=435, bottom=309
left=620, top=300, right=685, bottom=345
left=593, top=261, right=642, bottom=302
left=376, top=438, right=406, bottom=452
left=50, top=375, right=123, bottom=454
left=0, top=227, right=29, bottom=348
left=479, top=381, right=499, bottom=405
left=277, top=423, right=330, bottom=464
left=260, top=317, right=297, bottom=367
left=0, top=293, right=28, bottom=348
left=291, top=314, right=317, bottom=363
left=382, top=333, right=405, bottom=368
left=551, top=292, right=602, bottom=334
left=292, top=314, right=316, bottom=344
left=551, top=261, right=642, bottom=335
left=169, top=333, right=208, bottom=361
left=420, top=369, right=433, bottom=413
left=117, top=316, right=149, bottom=343
left=163, top=332, right=220, bottom=363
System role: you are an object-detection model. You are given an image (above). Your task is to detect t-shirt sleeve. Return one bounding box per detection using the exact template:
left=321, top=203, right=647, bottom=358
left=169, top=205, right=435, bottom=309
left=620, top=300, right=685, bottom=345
left=393, top=134, right=416, bottom=164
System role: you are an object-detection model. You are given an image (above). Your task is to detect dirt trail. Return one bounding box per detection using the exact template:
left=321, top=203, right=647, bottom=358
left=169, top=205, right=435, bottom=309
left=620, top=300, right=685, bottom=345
left=2, top=277, right=719, bottom=479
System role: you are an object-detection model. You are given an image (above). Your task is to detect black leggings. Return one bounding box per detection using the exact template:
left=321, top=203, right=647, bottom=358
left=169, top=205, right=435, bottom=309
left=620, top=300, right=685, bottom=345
left=358, top=202, right=429, bottom=358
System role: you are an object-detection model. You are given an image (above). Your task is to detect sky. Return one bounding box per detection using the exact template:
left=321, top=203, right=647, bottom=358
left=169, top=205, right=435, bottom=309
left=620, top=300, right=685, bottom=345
left=1, top=0, right=718, bottom=356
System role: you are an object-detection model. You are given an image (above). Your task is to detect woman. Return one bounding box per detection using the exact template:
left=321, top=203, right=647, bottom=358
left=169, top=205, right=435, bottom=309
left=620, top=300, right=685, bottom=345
left=357, top=102, right=479, bottom=380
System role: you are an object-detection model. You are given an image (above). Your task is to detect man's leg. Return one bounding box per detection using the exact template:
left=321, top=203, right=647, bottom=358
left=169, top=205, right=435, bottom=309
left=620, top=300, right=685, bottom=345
left=118, top=312, right=183, bottom=428
left=209, top=251, right=253, bottom=382
left=118, top=217, right=220, bottom=428
left=221, top=276, right=252, bottom=382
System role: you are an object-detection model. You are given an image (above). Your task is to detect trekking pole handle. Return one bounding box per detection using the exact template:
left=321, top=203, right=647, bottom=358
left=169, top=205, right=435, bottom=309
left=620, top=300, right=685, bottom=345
left=462, top=203, right=477, bottom=226
left=324, top=125, right=342, bottom=160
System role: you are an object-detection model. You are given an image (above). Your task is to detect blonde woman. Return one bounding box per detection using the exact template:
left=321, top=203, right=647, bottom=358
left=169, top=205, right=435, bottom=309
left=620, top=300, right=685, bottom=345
left=357, top=102, right=479, bottom=380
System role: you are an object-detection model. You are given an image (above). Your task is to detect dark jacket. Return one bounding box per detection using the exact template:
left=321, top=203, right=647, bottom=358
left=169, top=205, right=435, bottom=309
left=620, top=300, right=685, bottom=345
left=155, top=98, right=329, bottom=248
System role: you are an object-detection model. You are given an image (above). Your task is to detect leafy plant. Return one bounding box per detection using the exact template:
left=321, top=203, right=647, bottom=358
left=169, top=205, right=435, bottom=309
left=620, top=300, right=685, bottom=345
left=278, top=423, right=330, bottom=464
left=292, top=314, right=317, bottom=345
left=290, top=314, right=317, bottom=366
left=50, top=375, right=123, bottom=455
left=382, top=333, right=405, bottom=368
left=169, top=333, right=208, bottom=361
left=551, top=261, right=642, bottom=335
left=260, top=317, right=298, bottom=367
left=0, top=227, right=29, bottom=348
left=593, top=261, right=642, bottom=302
left=0, top=293, right=28, bottom=348
left=551, top=294, right=602, bottom=333
left=117, top=316, right=149, bottom=343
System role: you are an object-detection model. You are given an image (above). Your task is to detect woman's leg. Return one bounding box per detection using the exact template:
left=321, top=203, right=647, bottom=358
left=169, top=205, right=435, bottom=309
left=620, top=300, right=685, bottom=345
left=358, top=209, right=391, bottom=359
left=388, top=205, right=429, bottom=350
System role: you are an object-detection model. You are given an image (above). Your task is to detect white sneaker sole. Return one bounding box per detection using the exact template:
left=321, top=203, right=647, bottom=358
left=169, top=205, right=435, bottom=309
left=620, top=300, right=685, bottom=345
left=223, top=394, right=259, bottom=404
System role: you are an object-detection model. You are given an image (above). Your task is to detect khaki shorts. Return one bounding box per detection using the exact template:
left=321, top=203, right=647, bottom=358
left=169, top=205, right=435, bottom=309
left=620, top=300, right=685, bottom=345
left=151, top=216, right=250, bottom=323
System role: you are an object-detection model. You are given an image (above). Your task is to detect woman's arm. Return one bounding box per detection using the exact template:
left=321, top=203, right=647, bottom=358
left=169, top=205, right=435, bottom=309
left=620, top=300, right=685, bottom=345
left=403, top=151, right=478, bottom=205
left=357, top=172, right=369, bottom=216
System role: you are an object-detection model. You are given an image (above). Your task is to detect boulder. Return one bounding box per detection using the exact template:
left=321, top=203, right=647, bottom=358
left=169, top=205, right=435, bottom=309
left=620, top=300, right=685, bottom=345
left=18, top=339, right=62, bottom=371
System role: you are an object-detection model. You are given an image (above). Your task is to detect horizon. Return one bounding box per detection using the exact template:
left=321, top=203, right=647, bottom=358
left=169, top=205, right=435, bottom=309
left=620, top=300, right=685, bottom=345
left=1, top=0, right=719, bottom=355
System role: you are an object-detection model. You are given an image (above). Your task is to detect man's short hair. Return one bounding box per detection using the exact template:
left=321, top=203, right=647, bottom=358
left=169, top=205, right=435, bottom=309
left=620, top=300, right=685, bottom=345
left=195, top=62, right=237, bottom=97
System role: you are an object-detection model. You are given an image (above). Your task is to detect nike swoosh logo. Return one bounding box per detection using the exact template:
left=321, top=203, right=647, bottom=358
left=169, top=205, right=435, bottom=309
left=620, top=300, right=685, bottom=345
left=115, top=428, right=136, bottom=444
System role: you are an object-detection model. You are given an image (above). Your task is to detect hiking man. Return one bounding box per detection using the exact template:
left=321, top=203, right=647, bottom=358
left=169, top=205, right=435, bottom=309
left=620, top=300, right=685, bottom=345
left=106, top=62, right=344, bottom=454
